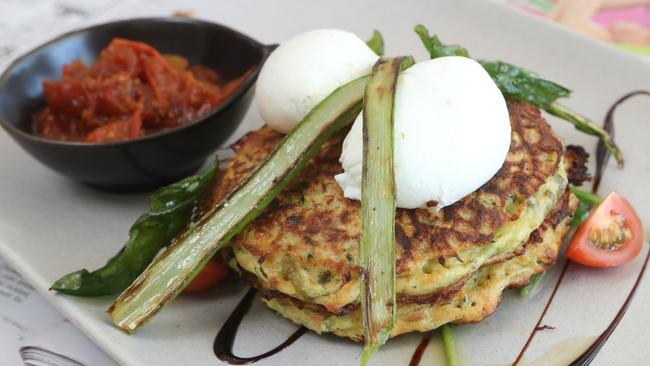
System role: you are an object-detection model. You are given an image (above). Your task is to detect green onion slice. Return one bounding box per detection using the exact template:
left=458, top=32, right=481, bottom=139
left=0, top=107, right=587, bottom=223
left=441, top=324, right=460, bottom=366
left=109, top=76, right=367, bottom=333
left=360, top=56, right=412, bottom=364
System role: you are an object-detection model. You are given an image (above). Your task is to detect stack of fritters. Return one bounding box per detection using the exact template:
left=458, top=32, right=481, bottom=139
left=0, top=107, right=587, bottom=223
left=209, top=100, right=581, bottom=341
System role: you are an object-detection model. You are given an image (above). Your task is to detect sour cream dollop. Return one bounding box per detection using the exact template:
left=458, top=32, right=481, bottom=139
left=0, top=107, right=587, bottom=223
left=335, top=56, right=511, bottom=209
left=256, top=29, right=379, bottom=133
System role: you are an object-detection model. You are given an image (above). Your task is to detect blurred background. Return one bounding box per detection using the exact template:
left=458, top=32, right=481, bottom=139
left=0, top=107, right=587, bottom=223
left=502, top=0, right=650, bottom=57
left=1, top=0, right=648, bottom=70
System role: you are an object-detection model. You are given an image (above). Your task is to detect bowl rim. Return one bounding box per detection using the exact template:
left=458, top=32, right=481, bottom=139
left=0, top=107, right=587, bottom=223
left=0, top=16, right=274, bottom=148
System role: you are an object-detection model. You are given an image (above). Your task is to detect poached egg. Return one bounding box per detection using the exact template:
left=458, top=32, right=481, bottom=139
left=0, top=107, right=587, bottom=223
left=335, top=56, right=511, bottom=209
left=256, top=29, right=379, bottom=133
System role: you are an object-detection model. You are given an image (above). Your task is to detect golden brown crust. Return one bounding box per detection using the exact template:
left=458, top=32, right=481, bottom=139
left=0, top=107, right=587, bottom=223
left=254, top=188, right=575, bottom=315
left=565, top=144, right=591, bottom=186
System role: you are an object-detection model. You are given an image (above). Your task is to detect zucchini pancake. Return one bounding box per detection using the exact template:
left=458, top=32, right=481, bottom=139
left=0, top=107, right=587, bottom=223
left=208, top=100, right=583, bottom=341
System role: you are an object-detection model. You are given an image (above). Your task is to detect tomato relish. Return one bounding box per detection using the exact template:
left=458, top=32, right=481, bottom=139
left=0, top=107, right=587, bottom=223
left=33, top=38, right=249, bottom=143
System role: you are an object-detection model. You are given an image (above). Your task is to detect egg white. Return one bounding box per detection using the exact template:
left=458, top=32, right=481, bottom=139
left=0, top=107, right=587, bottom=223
left=256, top=29, right=379, bottom=133
left=336, top=56, right=511, bottom=209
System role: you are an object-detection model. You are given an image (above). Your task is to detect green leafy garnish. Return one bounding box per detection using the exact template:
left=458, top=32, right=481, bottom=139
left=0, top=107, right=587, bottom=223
left=478, top=62, right=624, bottom=164
left=571, top=202, right=592, bottom=227
left=480, top=61, right=571, bottom=110
left=547, top=103, right=624, bottom=167
left=520, top=272, right=545, bottom=298
left=413, top=24, right=624, bottom=167
left=570, top=187, right=603, bottom=227
left=570, top=187, right=603, bottom=206
left=414, top=24, right=469, bottom=58
left=50, top=162, right=217, bottom=296
left=366, top=30, right=385, bottom=56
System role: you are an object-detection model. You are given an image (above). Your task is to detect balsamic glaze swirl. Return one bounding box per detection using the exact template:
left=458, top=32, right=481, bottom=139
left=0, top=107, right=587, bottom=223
left=213, top=288, right=307, bottom=365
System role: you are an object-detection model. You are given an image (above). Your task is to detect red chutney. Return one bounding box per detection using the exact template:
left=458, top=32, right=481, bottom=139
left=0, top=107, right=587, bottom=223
left=33, top=38, right=250, bottom=143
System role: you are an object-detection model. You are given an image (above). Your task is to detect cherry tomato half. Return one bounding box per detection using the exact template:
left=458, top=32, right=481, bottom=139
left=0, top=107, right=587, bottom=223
left=567, top=192, right=644, bottom=267
left=183, top=258, right=230, bottom=293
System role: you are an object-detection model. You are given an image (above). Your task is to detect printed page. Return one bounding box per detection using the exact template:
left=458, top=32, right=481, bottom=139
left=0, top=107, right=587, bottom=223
left=0, top=0, right=152, bottom=70
left=0, top=257, right=116, bottom=366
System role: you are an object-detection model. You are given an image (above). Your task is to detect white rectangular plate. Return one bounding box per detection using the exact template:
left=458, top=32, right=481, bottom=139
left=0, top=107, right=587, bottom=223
left=1, top=0, right=649, bottom=365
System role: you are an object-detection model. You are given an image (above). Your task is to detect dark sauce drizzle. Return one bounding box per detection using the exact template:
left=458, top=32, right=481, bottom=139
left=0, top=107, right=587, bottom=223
left=408, top=333, right=432, bottom=366
left=213, top=288, right=307, bottom=364
left=513, top=90, right=650, bottom=366
left=513, top=260, right=572, bottom=365
left=593, top=90, right=650, bottom=193
left=570, top=246, right=650, bottom=366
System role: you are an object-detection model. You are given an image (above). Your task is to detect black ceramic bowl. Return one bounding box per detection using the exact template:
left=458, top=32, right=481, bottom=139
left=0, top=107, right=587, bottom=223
left=0, top=17, right=272, bottom=192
